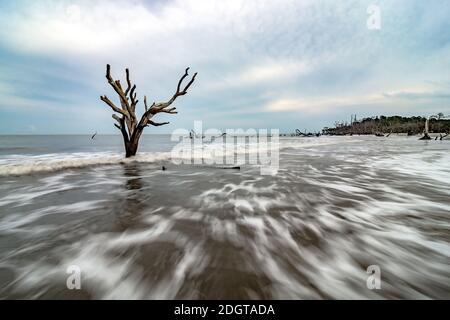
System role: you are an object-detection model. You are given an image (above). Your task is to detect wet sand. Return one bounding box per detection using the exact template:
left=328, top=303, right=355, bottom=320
left=0, top=135, right=449, bottom=299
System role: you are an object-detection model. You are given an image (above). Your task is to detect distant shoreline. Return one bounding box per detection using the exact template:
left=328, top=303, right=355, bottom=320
left=322, top=115, right=450, bottom=136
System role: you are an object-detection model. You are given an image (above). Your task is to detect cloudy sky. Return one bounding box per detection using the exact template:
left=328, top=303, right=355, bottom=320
left=0, top=0, right=449, bottom=134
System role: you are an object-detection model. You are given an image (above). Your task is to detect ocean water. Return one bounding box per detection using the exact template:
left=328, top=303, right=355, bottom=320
left=0, top=134, right=449, bottom=299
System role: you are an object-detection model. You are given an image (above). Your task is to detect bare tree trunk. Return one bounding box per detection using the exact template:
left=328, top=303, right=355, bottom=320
left=125, top=140, right=138, bottom=157
left=419, top=118, right=432, bottom=140
left=126, top=126, right=145, bottom=157
left=100, top=65, right=197, bottom=157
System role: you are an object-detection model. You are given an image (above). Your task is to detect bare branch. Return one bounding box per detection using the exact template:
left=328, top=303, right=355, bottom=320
left=124, top=68, right=132, bottom=96
left=104, top=65, right=138, bottom=136
left=176, top=67, right=197, bottom=96
left=130, top=85, right=137, bottom=101
left=130, top=85, right=138, bottom=112
left=148, top=120, right=169, bottom=127
left=105, top=64, right=129, bottom=109
left=144, top=96, right=156, bottom=112
left=102, top=64, right=197, bottom=157
left=106, top=64, right=112, bottom=81
left=147, top=68, right=197, bottom=114
left=112, top=114, right=122, bottom=124
left=179, top=71, right=197, bottom=95
left=112, top=113, right=129, bottom=144
left=160, top=107, right=178, bottom=114
left=100, top=95, right=128, bottom=116
left=177, top=68, right=190, bottom=93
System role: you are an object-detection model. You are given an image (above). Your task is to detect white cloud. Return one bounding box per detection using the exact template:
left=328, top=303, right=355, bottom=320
left=1, top=1, right=163, bottom=55
left=0, top=1, right=290, bottom=56
left=383, top=87, right=450, bottom=100
left=265, top=84, right=450, bottom=114
left=204, top=59, right=312, bottom=91
left=235, top=61, right=309, bottom=85
left=0, top=0, right=449, bottom=133
left=265, top=94, right=385, bottom=113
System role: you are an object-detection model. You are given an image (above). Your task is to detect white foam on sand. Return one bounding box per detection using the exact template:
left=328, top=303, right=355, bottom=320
left=0, top=152, right=171, bottom=176
left=0, top=136, right=349, bottom=177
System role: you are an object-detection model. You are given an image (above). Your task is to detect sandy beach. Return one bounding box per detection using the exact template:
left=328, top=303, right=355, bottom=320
left=0, top=134, right=449, bottom=299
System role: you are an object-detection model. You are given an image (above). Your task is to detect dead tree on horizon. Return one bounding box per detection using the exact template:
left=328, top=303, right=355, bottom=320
left=419, top=117, right=432, bottom=140
left=100, top=64, right=197, bottom=157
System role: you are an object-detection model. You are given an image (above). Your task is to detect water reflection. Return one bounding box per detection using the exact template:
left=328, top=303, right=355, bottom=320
left=112, top=163, right=147, bottom=232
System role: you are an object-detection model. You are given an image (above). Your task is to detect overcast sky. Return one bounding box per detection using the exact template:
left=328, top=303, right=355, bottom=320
left=0, top=0, right=449, bottom=134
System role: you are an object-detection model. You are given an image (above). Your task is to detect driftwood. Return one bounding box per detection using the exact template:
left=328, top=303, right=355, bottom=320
left=294, top=129, right=319, bottom=137
left=419, top=118, right=432, bottom=140
left=189, top=129, right=205, bottom=139
left=100, top=64, right=197, bottom=157
left=210, top=166, right=240, bottom=170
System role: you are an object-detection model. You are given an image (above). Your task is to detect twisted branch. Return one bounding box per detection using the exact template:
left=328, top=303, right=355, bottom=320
left=137, top=67, right=197, bottom=128
left=100, top=64, right=197, bottom=157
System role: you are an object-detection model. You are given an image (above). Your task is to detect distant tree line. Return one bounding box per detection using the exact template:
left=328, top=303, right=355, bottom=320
left=323, top=114, right=450, bottom=135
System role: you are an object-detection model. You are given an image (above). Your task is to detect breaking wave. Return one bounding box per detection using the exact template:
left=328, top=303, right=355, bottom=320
left=0, top=137, right=348, bottom=176
left=0, top=152, right=171, bottom=176
left=1, top=135, right=450, bottom=299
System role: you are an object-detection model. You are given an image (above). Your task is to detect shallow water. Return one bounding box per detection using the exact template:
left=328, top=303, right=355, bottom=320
left=0, top=135, right=449, bottom=299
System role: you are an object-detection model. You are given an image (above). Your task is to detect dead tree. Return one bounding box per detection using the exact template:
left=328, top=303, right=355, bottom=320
left=100, top=64, right=197, bottom=157
left=419, top=117, right=432, bottom=140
